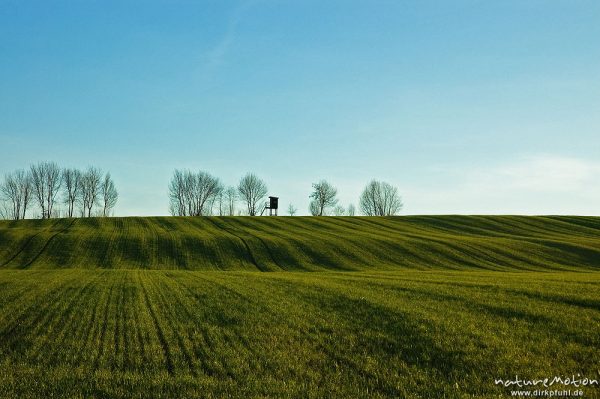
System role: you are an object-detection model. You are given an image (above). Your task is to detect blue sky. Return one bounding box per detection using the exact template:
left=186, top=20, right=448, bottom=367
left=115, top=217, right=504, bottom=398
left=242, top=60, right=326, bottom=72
left=1, top=0, right=599, bottom=215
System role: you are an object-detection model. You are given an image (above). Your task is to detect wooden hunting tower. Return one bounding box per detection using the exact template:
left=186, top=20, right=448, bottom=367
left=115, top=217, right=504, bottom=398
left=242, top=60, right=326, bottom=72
left=261, top=196, right=279, bottom=216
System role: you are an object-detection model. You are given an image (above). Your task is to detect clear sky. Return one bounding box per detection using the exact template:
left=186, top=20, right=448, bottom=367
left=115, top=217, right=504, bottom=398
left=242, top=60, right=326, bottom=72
left=1, top=0, right=599, bottom=216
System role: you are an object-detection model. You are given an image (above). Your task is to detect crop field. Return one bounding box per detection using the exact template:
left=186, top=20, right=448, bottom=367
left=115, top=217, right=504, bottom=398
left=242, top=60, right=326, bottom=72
left=1, top=216, right=600, bottom=270
left=0, top=216, right=599, bottom=398
left=0, top=270, right=598, bottom=398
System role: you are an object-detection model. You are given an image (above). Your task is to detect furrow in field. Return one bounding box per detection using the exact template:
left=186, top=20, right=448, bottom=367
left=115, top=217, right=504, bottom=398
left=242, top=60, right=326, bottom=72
left=2, top=216, right=600, bottom=270
left=205, top=218, right=266, bottom=271
left=112, top=271, right=126, bottom=369
left=165, top=272, right=261, bottom=379
left=0, top=270, right=74, bottom=324
left=0, top=219, right=65, bottom=267
left=190, top=273, right=326, bottom=375
left=70, top=272, right=107, bottom=366
left=170, top=274, right=260, bottom=375
left=91, top=273, right=117, bottom=370
left=40, top=271, right=107, bottom=365
left=0, top=270, right=81, bottom=356
left=21, top=218, right=78, bottom=268
left=144, top=272, right=201, bottom=376
left=129, top=277, right=149, bottom=369
left=25, top=271, right=100, bottom=363
left=0, top=270, right=599, bottom=398
left=246, top=217, right=405, bottom=270
left=138, top=271, right=175, bottom=375
left=219, top=218, right=286, bottom=271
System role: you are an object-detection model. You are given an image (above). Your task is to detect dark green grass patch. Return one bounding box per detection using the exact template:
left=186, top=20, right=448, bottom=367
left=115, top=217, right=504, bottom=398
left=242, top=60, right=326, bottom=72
left=1, top=216, right=600, bottom=270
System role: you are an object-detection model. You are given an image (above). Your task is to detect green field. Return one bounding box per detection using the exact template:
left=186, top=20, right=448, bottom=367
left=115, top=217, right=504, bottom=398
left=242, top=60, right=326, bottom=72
left=1, top=216, right=600, bottom=270
left=0, top=216, right=599, bottom=398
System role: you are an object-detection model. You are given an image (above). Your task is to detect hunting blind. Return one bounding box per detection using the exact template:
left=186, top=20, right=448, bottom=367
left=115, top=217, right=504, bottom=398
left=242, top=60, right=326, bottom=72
left=261, top=196, right=279, bottom=216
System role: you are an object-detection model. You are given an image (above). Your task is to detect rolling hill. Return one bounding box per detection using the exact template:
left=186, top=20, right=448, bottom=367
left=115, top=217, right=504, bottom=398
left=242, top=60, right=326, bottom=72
left=2, top=216, right=600, bottom=397
left=1, top=215, right=599, bottom=270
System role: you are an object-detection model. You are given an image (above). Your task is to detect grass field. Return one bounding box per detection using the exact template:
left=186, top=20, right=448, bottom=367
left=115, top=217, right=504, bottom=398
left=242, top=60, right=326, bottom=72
left=0, top=270, right=599, bottom=398
left=1, top=216, right=600, bottom=270
left=0, top=216, right=599, bottom=398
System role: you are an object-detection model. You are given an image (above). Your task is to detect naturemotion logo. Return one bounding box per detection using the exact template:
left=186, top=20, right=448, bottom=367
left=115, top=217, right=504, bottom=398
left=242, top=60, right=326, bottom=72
left=495, top=374, right=599, bottom=397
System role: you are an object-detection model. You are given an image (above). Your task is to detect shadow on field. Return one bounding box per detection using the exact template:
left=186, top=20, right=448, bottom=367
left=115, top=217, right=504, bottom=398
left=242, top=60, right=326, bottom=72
left=288, top=285, right=497, bottom=397
left=330, top=278, right=598, bottom=348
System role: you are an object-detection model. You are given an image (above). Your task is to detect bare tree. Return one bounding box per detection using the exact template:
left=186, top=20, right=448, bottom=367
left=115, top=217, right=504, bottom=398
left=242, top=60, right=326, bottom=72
left=333, top=205, right=345, bottom=216
left=183, top=171, right=197, bottom=216
left=309, top=180, right=338, bottom=216
left=62, top=168, right=82, bottom=218
left=214, top=181, right=225, bottom=216
left=213, top=190, right=224, bottom=216
left=30, top=162, right=62, bottom=219
left=101, top=172, right=118, bottom=217
left=287, top=204, right=297, bottom=216
left=347, top=203, right=356, bottom=216
left=0, top=169, right=32, bottom=220
left=237, top=173, right=267, bottom=216
left=308, top=199, right=320, bottom=216
left=0, top=200, right=8, bottom=220
left=81, top=167, right=102, bottom=217
left=19, top=170, right=32, bottom=219
left=193, top=171, right=221, bottom=216
left=168, top=170, right=187, bottom=216
left=359, top=180, right=403, bottom=216
left=206, top=187, right=223, bottom=216
left=224, top=186, right=237, bottom=216
left=168, top=170, right=222, bottom=216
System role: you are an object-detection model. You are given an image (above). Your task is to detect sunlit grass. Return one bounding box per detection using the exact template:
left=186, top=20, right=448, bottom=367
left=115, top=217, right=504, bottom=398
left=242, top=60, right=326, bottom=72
left=0, top=216, right=599, bottom=397
left=0, top=270, right=598, bottom=398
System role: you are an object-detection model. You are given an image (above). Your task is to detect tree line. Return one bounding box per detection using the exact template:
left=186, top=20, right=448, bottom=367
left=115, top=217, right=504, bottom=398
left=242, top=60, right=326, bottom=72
left=2, top=164, right=402, bottom=219
left=168, top=171, right=268, bottom=216
left=168, top=170, right=403, bottom=217
left=0, top=162, right=118, bottom=220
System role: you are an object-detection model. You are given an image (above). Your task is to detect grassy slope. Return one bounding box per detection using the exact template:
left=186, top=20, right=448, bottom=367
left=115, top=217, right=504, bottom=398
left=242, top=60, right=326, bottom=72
left=1, top=216, right=599, bottom=397
left=0, top=270, right=598, bottom=398
left=1, top=215, right=600, bottom=270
